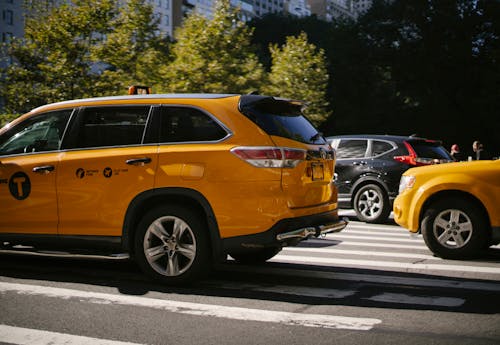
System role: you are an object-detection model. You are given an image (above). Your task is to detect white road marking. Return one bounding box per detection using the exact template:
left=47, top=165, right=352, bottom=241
left=284, top=247, right=436, bottom=260
left=0, top=282, right=381, bottom=331
left=330, top=234, right=425, bottom=243
left=306, top=239, right=427, bottom=250
left=272, top=254, right=500, bottom=275
left=342, top=221, right=402, bottom=230
left=365, top=293, right=465, bottom=307
left=342, top=229, right=415, bottom=237
left=0, top=324, right=143, bottom=345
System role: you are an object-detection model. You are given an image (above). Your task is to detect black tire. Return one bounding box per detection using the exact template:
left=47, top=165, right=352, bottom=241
left=229, top=247, right=282, bottom=264
left=134, top=205, right=211, bottom=284
left=421, top=198, right=488, bottom=259
left=353, top=184, right=391, bottom=223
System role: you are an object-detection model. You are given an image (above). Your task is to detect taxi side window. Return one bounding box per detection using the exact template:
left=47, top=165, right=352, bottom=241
left=0, top=110, right=72, bottom=156
left=159, top=107, right=228, bottom=143
left=71, top=106, right=150, bottom=149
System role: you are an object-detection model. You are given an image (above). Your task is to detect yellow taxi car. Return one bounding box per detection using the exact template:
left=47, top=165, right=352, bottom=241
left=0, top=92, right=347, bottom=284
left=394, top=160, right=500, bottom=259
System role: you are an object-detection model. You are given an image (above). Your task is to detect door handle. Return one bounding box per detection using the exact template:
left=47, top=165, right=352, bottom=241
left=33, top=165, right=55, bottom=174
left=126, top=157, right=152, bottom=166
left=352, top=161, right=367, bottom=166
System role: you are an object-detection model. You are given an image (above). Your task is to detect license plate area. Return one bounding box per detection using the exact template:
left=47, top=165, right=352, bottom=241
left=311, top=163, right=324, bottom=181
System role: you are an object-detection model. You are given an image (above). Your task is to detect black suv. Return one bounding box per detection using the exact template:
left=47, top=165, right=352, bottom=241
left=328, top=135, right=453, bottom=223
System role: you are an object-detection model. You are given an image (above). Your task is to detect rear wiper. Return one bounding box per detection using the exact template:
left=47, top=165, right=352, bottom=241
left=310, top=132, right=323, bottom=142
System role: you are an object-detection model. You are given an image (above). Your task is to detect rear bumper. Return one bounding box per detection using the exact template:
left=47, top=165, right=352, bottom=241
left=222, top=210, right=348, bottom=253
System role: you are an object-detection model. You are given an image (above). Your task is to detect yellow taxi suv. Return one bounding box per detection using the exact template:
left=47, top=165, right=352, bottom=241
left=394, top=160, right=500, bottom=259
left=0, top=93, right=347, bottom=284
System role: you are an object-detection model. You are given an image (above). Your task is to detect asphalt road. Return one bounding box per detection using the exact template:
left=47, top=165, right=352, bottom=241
left=1, top=214, right=500, bottom=345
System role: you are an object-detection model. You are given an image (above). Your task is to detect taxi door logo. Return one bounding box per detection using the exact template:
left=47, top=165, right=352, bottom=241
left=9, top=171, right=31, bottom=200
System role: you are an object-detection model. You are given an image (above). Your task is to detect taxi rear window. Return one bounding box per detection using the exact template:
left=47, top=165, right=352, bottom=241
left=239, top=95, right=326, bottom=145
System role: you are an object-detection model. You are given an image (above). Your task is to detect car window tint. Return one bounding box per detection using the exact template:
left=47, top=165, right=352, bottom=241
left=336, top=139, right=368, bottom=159
left=410, top=141, right=452, bottom=159
left=371, top=140, right=394, bottom=156
left=0, top=110, right=72, bottom=156
left=159, top=107, right=227, bottom=143
left=239, top=96, right=325, bottom=145
left=73, top=106, right=150, bottom=148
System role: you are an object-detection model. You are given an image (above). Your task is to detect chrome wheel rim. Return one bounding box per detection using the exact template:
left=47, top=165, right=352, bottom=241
left=432, top=209, right=473, bottom=249
left=357, top=189, right=382, bottom=220
left=143, top=216, right=196, bottom=277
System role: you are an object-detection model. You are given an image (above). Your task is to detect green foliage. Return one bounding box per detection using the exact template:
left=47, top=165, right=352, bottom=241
left=3, top=0, right=496, bottom=153
left=262, top=32, right=330, bottom=126
left=92, top=0, right=171, bottom=93
left=158, top=0, right=264, bottom=93
left=0, top=113, right=20, bottom=127
left=0, top=0, right=167, bottom=113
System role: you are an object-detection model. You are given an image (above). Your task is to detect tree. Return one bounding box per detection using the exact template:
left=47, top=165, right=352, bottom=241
left=159, top=0, right=264, bottom=93
left=262, top=32, right=330, bottom=126
left=91, top=0, right=171, bottom=94
left=356, top=0, right=500, bottom=153
left=0, top=0, right=167, bottom=114
left=0, top=0, right=116, bottom=113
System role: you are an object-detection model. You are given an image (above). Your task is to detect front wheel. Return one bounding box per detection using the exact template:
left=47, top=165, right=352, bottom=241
left=421, top=198, right=488, bottom=259
left=134, top=205, right=211, bottom=284
left=353, top=184, right=390, bottom=223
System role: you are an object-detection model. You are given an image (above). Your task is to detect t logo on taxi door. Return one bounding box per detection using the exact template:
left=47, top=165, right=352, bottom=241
left=9, top=172, right=31, bottom=200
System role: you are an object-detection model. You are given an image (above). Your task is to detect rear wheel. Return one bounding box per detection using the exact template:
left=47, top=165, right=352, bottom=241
left=134, top=205, right=211, bottom=284
left=229, top=247, right=281, bottom=264
left=421, top=198, right=488, bottom=259
left=353, top=184, right=390, bottom=223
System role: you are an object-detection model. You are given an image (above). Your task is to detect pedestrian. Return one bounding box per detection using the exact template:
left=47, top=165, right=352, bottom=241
left=450, top=144, right=464, bottom=161
left=470, top=140, right=490, bottom=160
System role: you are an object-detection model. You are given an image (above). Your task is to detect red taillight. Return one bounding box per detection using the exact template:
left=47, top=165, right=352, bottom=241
left=393, top=141, right=429, bottom=166
left=231, top=146, right=306, bottom=168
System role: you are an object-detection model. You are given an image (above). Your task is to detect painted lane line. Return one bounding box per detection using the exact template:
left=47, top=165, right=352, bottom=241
left=329, top=234, right=425, bottom=243
left=364, top=293, right=465, bottom=307
left=341, top=229, right=417, bottom=237
left=272, top=255, right=500, bottom=275
left=306, top=239, right=428, bottom=250
left=0, top=282, right=381, bottom=331
left=221, top=264, right=500, bottom=291
left=284, top=247, right=436, bottom=260
left=0, top=324, right=144, bottom=345
left=343, top=222, right=405, bottom=231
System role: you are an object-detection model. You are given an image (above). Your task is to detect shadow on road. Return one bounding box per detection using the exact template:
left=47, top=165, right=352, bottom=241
left=1, top=251, right=499, bottom=315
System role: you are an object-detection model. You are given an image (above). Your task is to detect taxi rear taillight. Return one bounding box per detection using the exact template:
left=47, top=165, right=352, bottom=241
left=231, top=147, right=306, bottom=168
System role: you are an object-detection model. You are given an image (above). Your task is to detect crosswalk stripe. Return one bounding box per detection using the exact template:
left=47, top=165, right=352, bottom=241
left=307, top=239, right=428, bottom=250
left=0, top=282, right=381, bottom=331
left=0, top=324, right=143, bottom=345
left=341, top=229, right=415, bottom=237
left=272, top=254, right=500, bottom=275
left=343, top=222, right=404, bottom=231
left=284, top=247, right=436, bottom=260
left=330, top=234, right=425, bottom=243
